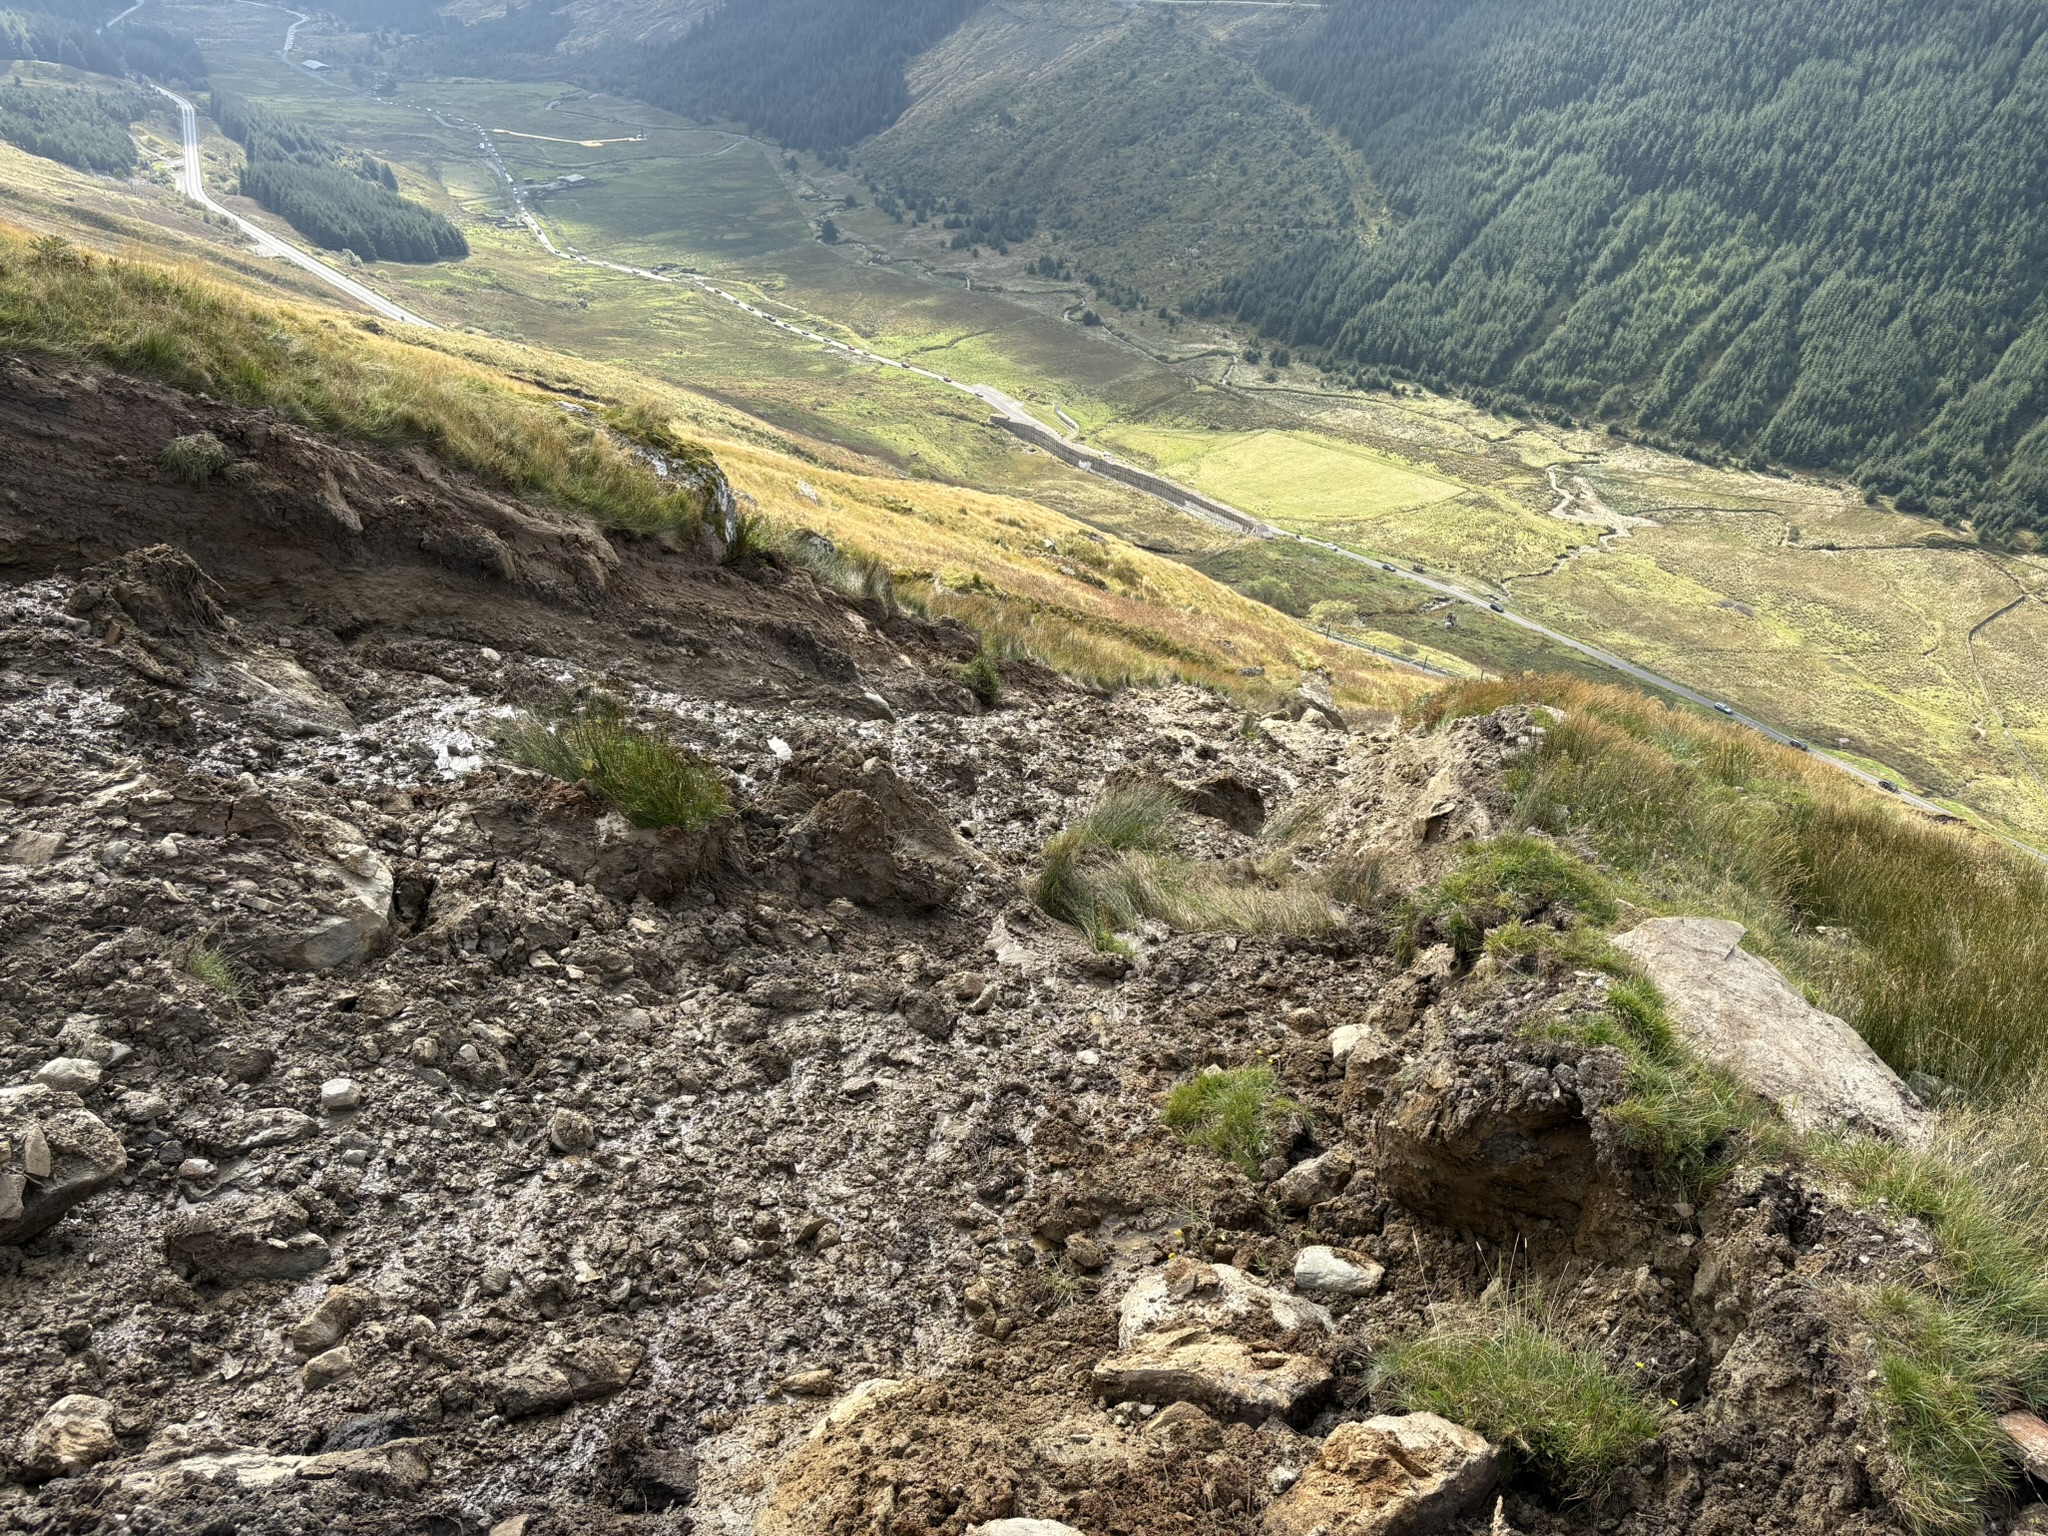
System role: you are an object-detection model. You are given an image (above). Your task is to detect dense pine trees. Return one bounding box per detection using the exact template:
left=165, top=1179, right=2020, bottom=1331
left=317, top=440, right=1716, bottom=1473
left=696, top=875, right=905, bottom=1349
left=1228, top=0, right=2048, bottom=539
left=0, top=78, right=139, bottom=172
left=214, top=94, right=467, bottom=263
left=638, top=0, right=979, bottom=151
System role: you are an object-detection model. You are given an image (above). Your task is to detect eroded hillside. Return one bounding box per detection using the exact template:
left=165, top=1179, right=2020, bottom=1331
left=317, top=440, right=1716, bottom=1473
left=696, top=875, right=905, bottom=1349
left=5, top=341, right=2041, bottom=1536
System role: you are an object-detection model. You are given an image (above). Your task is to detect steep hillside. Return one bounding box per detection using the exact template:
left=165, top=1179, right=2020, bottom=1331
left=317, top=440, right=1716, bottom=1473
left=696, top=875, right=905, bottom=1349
left=1232, top=0, right=2048, bottom=543
left=859, top=5, right=1358, bottom=304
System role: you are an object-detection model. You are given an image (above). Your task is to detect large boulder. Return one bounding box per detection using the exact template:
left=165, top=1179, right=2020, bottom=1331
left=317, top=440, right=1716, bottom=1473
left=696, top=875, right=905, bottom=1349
left=19, top=1395, right=120, bottom=1478
left=1612, top=917, right=1931, bottom=1143
left=1092, top=1258, right=1333, bottom=1424
left=0, top=1083, right=128, bottom=1246
left=485, top=1338, right=643, bottom=1418
left=162, top=1194, right=330, bottom=1283
left=1262, top=1413, right=1499, bottom=1536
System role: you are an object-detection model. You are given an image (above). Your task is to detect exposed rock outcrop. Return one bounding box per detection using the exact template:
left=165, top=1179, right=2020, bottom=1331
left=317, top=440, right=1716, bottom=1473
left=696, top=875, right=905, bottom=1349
left=1614, top=917, right=1931, bottom=1142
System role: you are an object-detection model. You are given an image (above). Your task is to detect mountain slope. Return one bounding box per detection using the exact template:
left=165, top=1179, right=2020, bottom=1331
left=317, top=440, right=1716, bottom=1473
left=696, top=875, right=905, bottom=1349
left=1223, top=0, right=2048, bottom=542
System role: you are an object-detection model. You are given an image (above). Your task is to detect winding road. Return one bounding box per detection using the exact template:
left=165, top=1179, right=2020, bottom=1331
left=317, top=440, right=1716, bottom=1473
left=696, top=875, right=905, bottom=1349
left=152, top=84, right=436, bottom=328
left=140, top=4, right=2028, bottom=843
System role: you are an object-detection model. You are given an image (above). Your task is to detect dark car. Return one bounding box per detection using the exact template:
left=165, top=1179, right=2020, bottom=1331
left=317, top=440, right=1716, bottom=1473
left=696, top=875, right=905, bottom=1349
left=1788, top=739, right=1809, bottom=751
left=1878, top=779, right=1900, bottom=792
left=1489, top=601, right=1505, bottom=613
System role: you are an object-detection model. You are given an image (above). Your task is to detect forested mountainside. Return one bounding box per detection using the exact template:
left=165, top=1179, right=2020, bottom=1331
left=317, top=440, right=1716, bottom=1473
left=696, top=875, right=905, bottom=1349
left=214, top=93, right=469, bottom=263
left=0, top=79, right=144, bottom=174
left=637, top=0, right=979, bottom=152
left=0, top=0, right=206, bottom=89
left=859, top=11, right=1355, bottom=302
left=1233, top=0, right=2048, bottom=541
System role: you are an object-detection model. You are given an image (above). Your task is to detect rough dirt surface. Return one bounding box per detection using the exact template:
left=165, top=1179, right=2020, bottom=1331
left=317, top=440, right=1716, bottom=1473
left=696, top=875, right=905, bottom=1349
left=0, top=355, right=1947, bottom=1535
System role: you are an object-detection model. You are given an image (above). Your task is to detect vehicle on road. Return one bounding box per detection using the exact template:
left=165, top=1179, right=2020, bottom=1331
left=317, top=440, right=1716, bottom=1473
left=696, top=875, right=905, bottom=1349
left=1788, top=739, right=1808, bottom=751
left=1489, top=601, right=1504, bottom=613
left=1712, top=702, right=1735, bottom=716
left=1879, top=779, right=1900, bottom=792
left=1381, top=563, right=1396, bottom=572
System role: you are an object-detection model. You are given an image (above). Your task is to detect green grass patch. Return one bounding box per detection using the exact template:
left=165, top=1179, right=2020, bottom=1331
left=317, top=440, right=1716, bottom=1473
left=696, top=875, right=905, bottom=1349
left=1376, top=1304, right=1665, bottom=1498
left=160, top=431, right=230, bottom=486
left=501, top=701, right=730, bottom=831
left=1162, top=1065, right=1302, bottom=1178
left=183, top=941, right=246, bottom=1001
left=1032, top=783, right=1354, bottom=950
left=1420, top=676, right=2048, bottom=1095
left=0, top=223, right=722, bottom=535
left=1396, top=833, right=1616, bottom=963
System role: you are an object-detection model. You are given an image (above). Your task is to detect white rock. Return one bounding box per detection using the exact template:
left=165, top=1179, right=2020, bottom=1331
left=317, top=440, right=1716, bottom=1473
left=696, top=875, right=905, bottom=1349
left=1095, top=1258, right=1334, bottom=1424
left=1293, top=1245, right=1385, bottom=1297
left=969, top=1522, right=1090, bottom=1536
left=1330, top=1024, right=1368, bottom=1062
left=177, top=1158, right=217, bottom=1180
left=19, top=1394, right=119, bottom=1477
left=319, top=1078, right=361, bottom=1112
left=33, top=1057, right=102, bottom=1094
left=1613, top=917, right=1931, bottom=1143
left=1262, top=1413, right=1500, bottom=1536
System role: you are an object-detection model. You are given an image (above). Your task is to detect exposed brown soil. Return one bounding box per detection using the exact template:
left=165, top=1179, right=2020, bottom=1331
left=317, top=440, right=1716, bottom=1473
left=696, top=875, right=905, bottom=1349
left=0, top=352, right=1952, bottom=1536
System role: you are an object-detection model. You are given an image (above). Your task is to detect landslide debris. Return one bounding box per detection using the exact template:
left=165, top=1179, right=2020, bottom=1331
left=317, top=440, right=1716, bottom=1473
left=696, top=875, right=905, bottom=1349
left=0, top=352, right=1975, bottom=1536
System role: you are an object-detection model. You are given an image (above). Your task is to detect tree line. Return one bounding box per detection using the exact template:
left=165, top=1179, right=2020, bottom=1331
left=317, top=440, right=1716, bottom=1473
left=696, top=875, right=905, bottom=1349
left=636, top=0, right=979, bottom=152
left=213, top=93, right=467, bottom=264
left=0, top=3, right=205, bottom=89
left=0, top=77, right=141, bottom=173
left=1224, top=0, right=2048, bottom=541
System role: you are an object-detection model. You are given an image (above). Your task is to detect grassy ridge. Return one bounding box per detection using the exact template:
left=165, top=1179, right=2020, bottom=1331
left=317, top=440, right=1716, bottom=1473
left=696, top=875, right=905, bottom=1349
left=0, top=221, right=712, bottom=533
left=0, top=216, right=1419, bottom=709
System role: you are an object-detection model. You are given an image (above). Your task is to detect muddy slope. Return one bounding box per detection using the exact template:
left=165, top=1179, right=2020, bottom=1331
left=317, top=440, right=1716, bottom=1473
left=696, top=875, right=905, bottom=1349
left=0, top=354, right=1925, bottom=1536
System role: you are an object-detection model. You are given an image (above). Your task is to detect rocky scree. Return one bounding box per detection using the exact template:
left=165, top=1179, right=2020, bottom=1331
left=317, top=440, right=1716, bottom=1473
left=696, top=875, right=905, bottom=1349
left=0, top=356, right=1964, bottom=1536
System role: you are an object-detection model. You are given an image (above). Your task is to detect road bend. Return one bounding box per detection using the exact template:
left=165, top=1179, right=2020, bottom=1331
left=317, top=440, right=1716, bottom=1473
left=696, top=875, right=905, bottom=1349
left=153, top=85, right=436, bottom=328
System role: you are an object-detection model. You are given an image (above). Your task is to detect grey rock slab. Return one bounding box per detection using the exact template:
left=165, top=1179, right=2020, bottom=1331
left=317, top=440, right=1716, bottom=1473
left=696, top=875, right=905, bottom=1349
left=1613, top=917, right=1931, bottom=1143
left=33, top=1057, right=103, bottom=1094
left=1261, top=1413, right=1500, bottom=1536
left=1293, top=1245, right=1385, bottom=1297
left=486, top=1338, right=642, bottom=1418
left=0, top=1083, right=127, bottom=1245
left=162, top=1193, right=331, bottom=1282
left=1095, top=1258, right=1334, bottom=1424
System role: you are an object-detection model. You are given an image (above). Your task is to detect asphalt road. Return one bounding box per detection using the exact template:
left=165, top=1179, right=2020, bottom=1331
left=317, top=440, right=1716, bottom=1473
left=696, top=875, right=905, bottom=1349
left=153, top=85, right=436, bottom=329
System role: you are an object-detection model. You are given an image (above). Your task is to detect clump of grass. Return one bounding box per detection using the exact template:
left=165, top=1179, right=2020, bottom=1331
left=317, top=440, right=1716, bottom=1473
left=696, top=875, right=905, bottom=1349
left=1420, top=675, right=2048, bottom=1096
left=1033, top=783, right=1346, bottom=949
left=1377, top=1303, right=1665, bottom=1498
left=1810, top=1097, right=2048, bottom=1532
left=501, top=702, right=729, bottom=831
left=782, top=528, right=900, bottom=612
left=1162, top=1066, right=1302, bottom=1177
left=1397, top=833, right=1615, bottom=963
left=183, top=941, right=245, bottom=1000
left=955, top=648, right=1002, bottom=707
left=161, top=431, right=230, bottom=485
left=1529, top=969, right=1774, bottom=1188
